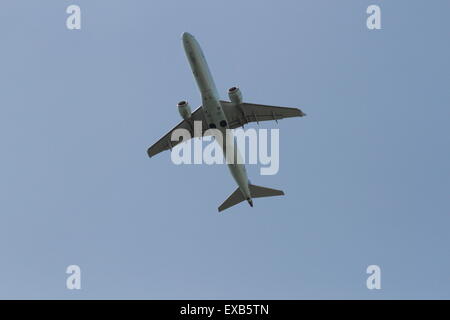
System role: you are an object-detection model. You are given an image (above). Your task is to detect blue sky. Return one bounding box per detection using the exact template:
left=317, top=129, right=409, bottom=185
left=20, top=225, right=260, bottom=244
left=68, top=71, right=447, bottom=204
left=0, top=0, right=449, bottom=299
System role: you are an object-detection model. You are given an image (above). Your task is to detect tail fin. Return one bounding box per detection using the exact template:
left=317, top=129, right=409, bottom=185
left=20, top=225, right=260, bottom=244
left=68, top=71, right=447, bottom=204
left=218, top=184, right=284, bottom=212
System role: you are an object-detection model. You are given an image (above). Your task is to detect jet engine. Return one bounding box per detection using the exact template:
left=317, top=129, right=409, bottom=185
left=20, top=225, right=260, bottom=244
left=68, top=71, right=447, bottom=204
left=228, top=86, right=243, bottom=105
left=177, top=100, right=192, bottom=120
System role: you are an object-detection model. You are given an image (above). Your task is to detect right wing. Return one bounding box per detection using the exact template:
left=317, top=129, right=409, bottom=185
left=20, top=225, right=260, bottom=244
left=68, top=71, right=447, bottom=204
left=147, top=107, right=208, bottom=158
left=221, top=100, right=306, bottom=129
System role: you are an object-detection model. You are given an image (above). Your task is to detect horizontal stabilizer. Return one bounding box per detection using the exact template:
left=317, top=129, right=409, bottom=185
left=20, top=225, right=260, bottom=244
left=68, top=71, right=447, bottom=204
left=218, top=184, right=285, bottom=212
left=218, top=188, right=245, bottom=212
left=249, top=184, right=284, bottom=198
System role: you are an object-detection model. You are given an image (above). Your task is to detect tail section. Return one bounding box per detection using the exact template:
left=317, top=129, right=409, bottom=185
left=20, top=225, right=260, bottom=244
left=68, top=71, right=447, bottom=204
left=218, top=184, right=284, bottom=212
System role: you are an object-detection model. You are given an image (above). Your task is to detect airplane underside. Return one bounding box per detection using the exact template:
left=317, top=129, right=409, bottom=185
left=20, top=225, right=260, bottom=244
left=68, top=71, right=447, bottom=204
left=147, top=32, right=305, bottom=212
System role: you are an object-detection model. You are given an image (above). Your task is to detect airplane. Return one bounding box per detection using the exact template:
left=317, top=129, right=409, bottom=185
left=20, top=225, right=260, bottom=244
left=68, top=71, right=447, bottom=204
left=147, top=32, right=306, bottom=212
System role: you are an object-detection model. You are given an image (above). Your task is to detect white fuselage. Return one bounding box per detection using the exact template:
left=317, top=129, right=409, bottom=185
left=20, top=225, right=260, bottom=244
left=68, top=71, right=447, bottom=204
left=182, top=32, right=252, bottom=202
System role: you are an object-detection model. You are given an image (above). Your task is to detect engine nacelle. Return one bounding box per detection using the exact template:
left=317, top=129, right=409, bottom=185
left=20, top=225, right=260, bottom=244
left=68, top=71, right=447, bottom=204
left=228, top=86, right=243, bottom=105
left=177, top=100, right=192, bottom=120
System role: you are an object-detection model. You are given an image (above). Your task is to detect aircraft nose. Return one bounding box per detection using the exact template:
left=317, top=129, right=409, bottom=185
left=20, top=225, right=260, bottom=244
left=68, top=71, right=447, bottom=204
left=181, top=32, right=193, bottom=41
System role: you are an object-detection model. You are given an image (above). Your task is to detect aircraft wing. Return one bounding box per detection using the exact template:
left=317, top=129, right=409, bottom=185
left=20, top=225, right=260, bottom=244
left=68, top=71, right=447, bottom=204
left=220, top=100, right=306, bottom=129
left=147, top=107, right=208, bottom=158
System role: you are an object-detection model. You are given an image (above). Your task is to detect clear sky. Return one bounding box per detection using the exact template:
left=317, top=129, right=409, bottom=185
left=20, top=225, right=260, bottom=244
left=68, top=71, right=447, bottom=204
left=0, top=0, right=449, bottom=299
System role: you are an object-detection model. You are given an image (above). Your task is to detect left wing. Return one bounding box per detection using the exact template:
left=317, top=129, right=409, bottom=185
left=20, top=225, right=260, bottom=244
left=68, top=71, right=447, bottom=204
left=220, top=100, right=306, bottom=129
left=147, top=107, right=208, bottom=158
